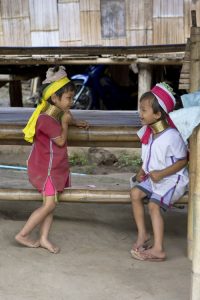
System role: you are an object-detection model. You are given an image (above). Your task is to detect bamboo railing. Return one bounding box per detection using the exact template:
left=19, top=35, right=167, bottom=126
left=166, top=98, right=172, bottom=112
left=0, top=109, right=141, bottom=147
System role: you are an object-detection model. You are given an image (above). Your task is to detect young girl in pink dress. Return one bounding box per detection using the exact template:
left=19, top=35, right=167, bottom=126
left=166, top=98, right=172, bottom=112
left=130, top=82, right=189, bottom=261
left=15, top=66, right=88, bottom=253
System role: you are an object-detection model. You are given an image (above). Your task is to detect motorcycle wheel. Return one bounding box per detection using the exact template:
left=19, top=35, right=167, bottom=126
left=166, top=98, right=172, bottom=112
left=72, top=80, right=93, bottom=110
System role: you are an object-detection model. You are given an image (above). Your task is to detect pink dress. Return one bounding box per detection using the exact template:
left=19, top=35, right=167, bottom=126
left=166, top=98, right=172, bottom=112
left=27, top=114, right=70, bottom=194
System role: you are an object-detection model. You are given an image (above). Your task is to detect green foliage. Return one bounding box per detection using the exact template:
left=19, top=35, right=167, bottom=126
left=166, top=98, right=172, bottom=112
left=117, top=152, right=142, bottom=171
left=69, top=152, right=88, bottom=166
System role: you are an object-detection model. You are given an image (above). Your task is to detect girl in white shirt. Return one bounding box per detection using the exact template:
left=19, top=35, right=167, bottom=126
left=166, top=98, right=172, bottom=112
left=130, top=83, right=188, bottom=261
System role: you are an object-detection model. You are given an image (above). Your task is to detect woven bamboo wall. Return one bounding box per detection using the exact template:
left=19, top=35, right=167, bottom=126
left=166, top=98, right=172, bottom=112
left=0, top=0, right=199, bottom=47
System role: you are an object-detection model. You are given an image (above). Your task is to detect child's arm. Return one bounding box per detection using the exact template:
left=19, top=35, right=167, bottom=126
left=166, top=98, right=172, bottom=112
left=149, top=158, right=188, bottom=183
left=53, top=112, right=70, bottom=147
left=136, top=167, right=146, bottom=182
left=68, top=110, right=89, bottom=129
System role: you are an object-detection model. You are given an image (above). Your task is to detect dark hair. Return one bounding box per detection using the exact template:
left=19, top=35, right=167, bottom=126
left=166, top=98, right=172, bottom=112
left=140, top=91, right=167, bottom=120
left=38, top=66, right=75, bottom=105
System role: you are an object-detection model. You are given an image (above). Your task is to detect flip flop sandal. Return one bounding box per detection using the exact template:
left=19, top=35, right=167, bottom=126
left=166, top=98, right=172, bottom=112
left=130, top=237, right=152, bottom=256
left=132, top=250, right=166, bottom=262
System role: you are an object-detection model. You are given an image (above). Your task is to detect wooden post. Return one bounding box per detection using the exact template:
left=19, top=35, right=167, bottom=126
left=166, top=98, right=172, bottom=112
left=189, top=9, right=200, bottom=300
left=187, top=12, right=200, bottom=261
left=191, top=125, right=200, bottom=300
left=9, top=80, right=23, bottom=107
left=138, top=63, right=152, bottom=108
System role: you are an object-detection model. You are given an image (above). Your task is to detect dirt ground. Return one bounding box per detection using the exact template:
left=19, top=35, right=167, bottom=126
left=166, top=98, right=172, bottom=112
left=0, top=146, right=191, bottom=300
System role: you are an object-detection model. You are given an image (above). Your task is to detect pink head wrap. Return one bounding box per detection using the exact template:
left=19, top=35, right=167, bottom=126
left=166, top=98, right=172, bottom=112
left=138, top=82, right=177, bottom=144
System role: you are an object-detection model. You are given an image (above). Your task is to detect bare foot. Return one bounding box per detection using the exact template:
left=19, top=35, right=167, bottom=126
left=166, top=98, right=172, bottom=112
left=15, top=234, right=40, bottom=248
left=39, top=238, right=60, bottom=254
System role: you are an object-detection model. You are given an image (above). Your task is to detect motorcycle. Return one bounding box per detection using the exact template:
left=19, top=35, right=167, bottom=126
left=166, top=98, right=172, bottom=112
left=71, top=65, right=137, bottom=110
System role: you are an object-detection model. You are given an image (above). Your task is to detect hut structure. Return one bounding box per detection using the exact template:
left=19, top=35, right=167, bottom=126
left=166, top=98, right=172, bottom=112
left=0, top=0, right=200, bottom=105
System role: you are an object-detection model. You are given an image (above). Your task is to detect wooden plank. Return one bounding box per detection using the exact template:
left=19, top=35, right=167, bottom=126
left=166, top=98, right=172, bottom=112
left=0, top=0, right=29, bottom=18
left=153, top=0, right=184, bottom=17
left=178, top=84, right=190, bottom=90
left=191, top=0, right=200, bottom=27
left=2, top=17, right=31, bottom=46
left=126, top=0, right=152, bottom=30
left=127, top=29, right=152, bottom=46
left=184, top=0, right=191, bottom=39
left=179, top=74, right=190, bottom=79
left=179, top=78, right=190, bottom=83
left=153, top=17, right=185, bottom=44
left=58, top=2, right=81, bottom=42
left=0, top=14, right=3, bottom=46
left=80, top=0, right=100, bottom=11
left=29, top=0, right=58, bottom=31
left=58, top=0, right=79, bottom=2
left=80, top=11, right=101, bottom=45
left=60, top=40, right=82, bottom=46
left=101, top=38, right=127, bottom=47
left=31, top=31, right=59, bottom=46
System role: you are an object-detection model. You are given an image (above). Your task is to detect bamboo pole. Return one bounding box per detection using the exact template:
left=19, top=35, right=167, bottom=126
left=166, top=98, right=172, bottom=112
left=191, top=126, right=200, bottom=300
left=0, top=124, right=140, bottom=148
left=188, top=129, right=197, bottom=260
left=0, top=188, right=188, bottom=204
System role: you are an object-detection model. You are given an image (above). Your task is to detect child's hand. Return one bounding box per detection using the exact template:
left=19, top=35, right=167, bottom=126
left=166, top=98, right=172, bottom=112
left=149, top=170, right=163, bottom=182
left=136, top=174, right=145, bottom=182
left=136, top=168, right=146, bottom=182
left=75, top=120, right=89, bottom=129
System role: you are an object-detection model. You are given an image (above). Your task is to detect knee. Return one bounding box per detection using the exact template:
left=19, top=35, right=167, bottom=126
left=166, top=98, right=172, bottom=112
left=148, top=201, right=160, bottom=215
left=43, top=200, right=56, bottom=213
left=130, top=187, right=141, bottom=204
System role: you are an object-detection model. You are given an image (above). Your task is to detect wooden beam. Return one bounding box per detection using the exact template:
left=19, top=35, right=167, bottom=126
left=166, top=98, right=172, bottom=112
left=0, top=56, right=184, bottom=66
left=0, top=44, right=186, bottom=56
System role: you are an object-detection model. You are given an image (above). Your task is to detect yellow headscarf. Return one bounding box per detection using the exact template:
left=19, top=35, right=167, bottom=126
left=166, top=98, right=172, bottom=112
left=23, top=76, right=70, bottom=143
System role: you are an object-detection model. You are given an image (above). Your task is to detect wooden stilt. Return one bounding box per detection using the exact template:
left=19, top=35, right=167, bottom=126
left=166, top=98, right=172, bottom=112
left=137, top=63, right=152, bottom=108
left=9, top=80, right=23, bottom=107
